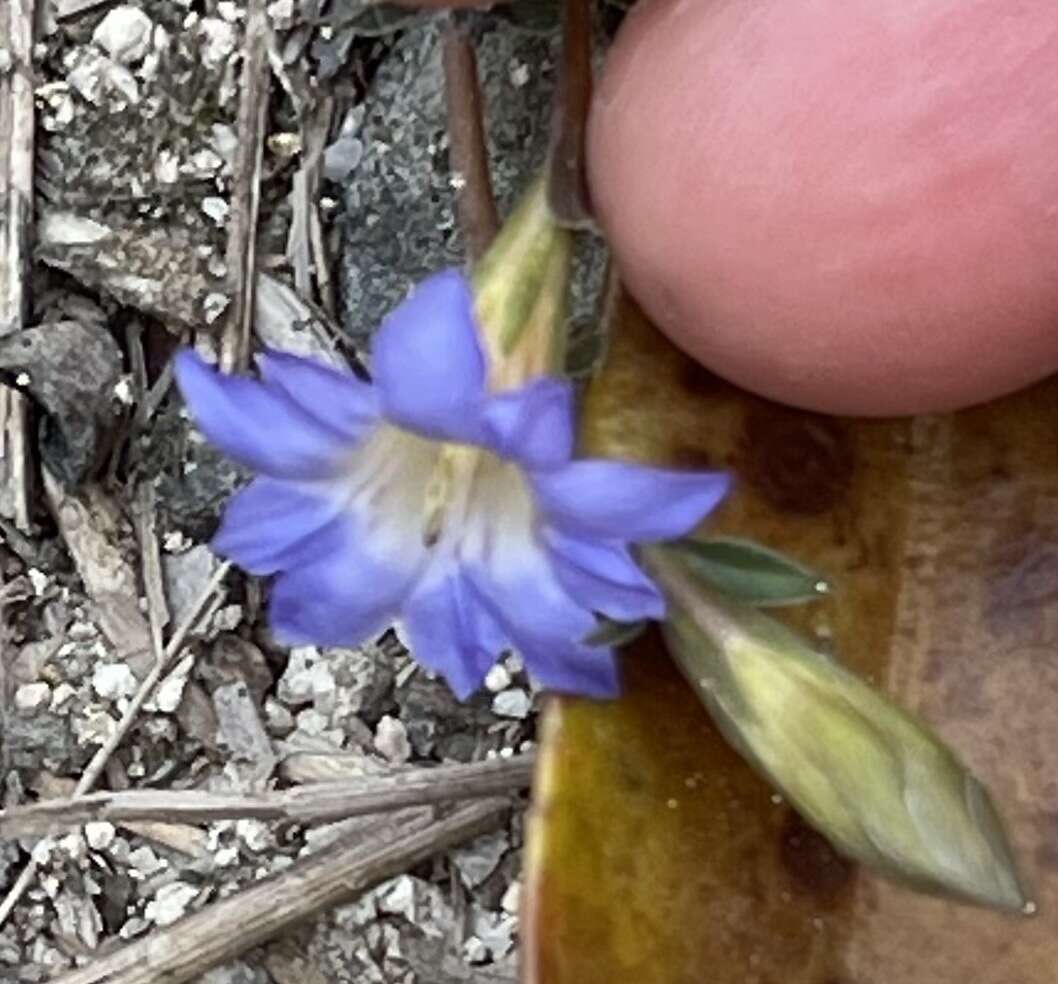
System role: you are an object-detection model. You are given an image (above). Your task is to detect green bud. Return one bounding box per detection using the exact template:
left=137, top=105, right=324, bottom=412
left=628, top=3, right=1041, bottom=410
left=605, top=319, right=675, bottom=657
left=472, top=176, right=571, bottom=361
left=647, top=548, right=1027, bottom=912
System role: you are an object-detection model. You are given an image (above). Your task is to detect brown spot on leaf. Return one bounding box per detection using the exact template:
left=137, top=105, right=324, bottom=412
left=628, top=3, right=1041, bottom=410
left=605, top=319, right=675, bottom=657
left=1035, top=842, right=1058, bottom=872
left=741, top=405, right=854, bottom=514
left=778, top=810, right=856, bottom=900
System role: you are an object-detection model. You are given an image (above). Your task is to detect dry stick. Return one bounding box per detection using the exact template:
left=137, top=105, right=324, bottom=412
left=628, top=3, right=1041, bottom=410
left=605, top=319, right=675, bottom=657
left=0, top=562, right=231, bottom=928
left=220, top=0, right=271, bottom=372
left=442, top=24, right=500, bottom=261
left=547, top=0, right=594, bottom=228
left=0, top=0, right=38, bottom=531
left=0, top=753, right=535, bottom=836
left=49, top=798, right=510, bottom=984
left=289, top=96, right=334, bottom=311
left=134, top=481, right=170, bottom=654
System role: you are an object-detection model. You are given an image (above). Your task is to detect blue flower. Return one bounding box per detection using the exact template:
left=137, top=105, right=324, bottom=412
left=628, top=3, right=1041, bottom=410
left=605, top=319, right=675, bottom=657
left=174, top=270, right=730, bottom=699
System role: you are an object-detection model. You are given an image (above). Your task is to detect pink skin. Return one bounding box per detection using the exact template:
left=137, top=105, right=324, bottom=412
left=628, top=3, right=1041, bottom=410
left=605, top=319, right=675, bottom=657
left=587, top=0, right=1058, bottom=415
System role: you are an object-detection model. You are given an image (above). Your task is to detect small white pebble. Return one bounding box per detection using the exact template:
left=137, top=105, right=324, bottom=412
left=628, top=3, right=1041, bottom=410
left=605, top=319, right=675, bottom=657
left=113, top=377, right=134, bottom=405
left=27, top=567, right=49, bottom=596
left=154, top=150, right=179, bottom=184
left=50, top=683, right=77, bottom=709
left=463, top=935, right=489, bottom=964
left=266, top=0, right=294, bottom=22
left=509, top=62, right=530, bottom=88
left=235, top=818, right=272, bottom=852
left=151, top=666, right=189, bottom=714
left=15, top=683, right=51, bottom=711
left=84, top=822, right=116, bottom=851
left=213, top=846, right=239, bottom=867
left=264, top=697, right=294, bottom=736
left=202, top=292, right=230, bottom=324
left=492, top=688, right=531, bottom=720
left=484, top=663, right=512, bottom=693
left=267, top=132, right=301, bottom=159
left=145, top=882, right=199, bottom=927
left=200, top=196, right=229, bottom=226
left=162, top=530, right=191, bottom=553
left=93, top=5, right=154, bottom=65
left=58, top=832, right=86, bottom=862
left=128, top=845, right=165, bottom=876
left=373, top=715, right=411, bottom=765
left=92, top=663, right=137, bottom=701
left=500, top=880, right=521, bottom=915
left=216, top=1, right=242, bottom=22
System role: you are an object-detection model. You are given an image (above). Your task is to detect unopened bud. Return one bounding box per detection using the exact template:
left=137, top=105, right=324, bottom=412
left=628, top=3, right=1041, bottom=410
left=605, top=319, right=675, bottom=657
left=472, top=176, right=571, bottom=367
left=648, top=547, right=1027, bottom=912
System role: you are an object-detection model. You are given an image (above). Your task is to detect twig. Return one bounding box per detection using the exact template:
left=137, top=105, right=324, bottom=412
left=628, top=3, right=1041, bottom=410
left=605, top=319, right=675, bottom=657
left=0, top=0, right=38, bottom=530
left=442, top=23, right=499, bottom=261
left=219, top=0, right=271, bottom=372
left=134, top=480, right=170, bottom=653
left=288, top=96, right=335, bottom=312
left=48, top=799, right=510, bottom=984
left=0, top=562, right=231, bottom=928
left=0, top=563, right=14, bottom=781
left=138, top=358, right=175, bottom=428
left=547, top=0, right=594, bottom=227
left=0, top=754, right=534, bottom=836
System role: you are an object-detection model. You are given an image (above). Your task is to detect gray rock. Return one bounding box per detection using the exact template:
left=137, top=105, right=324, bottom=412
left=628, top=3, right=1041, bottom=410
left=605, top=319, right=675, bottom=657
left=213, top=681, right=277, bottom=789
left=0, top=320, right=123, bottom=486
left=451, top=830, right=509, bottom=889
left=337, top=20, right=556, bottom=348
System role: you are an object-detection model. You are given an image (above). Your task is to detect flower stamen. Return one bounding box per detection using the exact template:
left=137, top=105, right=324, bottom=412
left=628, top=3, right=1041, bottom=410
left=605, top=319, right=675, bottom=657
left=422, top=443, right=485, bottom=548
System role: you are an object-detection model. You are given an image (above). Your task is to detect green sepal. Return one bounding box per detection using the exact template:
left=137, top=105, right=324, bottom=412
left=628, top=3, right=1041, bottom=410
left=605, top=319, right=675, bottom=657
left=665, top=536, right=830, bottom=608
left=584, top=617, right=648, bottom=649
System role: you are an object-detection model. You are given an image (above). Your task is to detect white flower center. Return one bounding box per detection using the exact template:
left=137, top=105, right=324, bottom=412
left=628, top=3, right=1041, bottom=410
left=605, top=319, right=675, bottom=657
left=338, top=425, right=538, bottom=585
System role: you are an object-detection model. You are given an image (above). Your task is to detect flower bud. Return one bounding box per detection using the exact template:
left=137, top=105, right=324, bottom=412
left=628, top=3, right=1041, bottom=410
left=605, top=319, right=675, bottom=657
left=471, top=176, right=572, bottom=368
left=648, top=547, right=1027, bottom=911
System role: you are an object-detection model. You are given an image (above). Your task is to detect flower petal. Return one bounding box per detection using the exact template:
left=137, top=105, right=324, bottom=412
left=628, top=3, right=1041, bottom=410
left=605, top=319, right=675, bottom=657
left=370, top=270, right=487, bottom=442
left=212, top=477, right=341, bottom=575
left=465, top=528, right=614, bottom=696
left=268, top=517, right=424, bottom=648
left=543, top=528, right=665, bottom=623
left=401, top=568, right=505, bottom=699
left=519, top=638, right=620, bottom=698
left=533, top=460, right=731, bottom=542
left=256, top=350, right=379, bottom=442
left=174, top=350, right=348, bottom=479
left=481, top=377, right=575, bottom=469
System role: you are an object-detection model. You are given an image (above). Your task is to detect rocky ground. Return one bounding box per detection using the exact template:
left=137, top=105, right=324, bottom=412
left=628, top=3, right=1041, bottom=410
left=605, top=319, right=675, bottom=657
left=0, top=1, right=626, bottom=980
